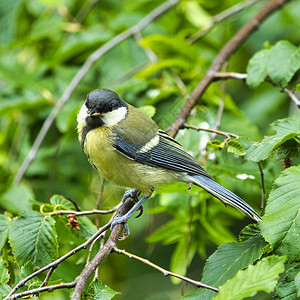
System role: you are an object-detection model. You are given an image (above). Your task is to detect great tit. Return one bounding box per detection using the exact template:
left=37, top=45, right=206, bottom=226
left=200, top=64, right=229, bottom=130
left=77, top=89, right=261, bottom=235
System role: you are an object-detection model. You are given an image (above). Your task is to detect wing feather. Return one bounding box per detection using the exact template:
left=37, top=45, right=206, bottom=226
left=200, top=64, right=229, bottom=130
left=113, top=129, right=211, bottom=178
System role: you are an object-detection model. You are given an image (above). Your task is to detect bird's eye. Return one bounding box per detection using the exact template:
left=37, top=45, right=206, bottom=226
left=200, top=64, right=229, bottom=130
left=109, top=104, right=114, bottom=111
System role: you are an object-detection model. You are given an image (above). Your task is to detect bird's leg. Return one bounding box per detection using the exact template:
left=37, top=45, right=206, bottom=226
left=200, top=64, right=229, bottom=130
left=111, top=193, right=151, bottom=238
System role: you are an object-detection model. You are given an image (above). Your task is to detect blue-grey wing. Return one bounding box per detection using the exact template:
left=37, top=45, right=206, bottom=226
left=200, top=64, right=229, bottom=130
left=113, top=129, right=211, bottom=178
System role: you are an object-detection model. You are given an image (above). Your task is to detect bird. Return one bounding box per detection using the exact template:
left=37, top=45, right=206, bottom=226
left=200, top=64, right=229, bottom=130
left=77, top=88, right=261, bottom=236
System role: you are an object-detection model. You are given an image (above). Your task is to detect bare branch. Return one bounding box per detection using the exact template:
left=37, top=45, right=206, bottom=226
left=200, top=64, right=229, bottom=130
left=71, top=198, right=135, bottom=299
left=167, top=0, right=292, bottom=138
left=214, top=72, right=248, bottom=80
left=13, top=0, right=181, bottom=186
left=47, top=204, right=121, bottom=217
left=113, top=247, right=219, bottom=293
left=9, top=282, right=76, bottom=299
left=283, top=87, right=300, bottom=108
left=183, top=123, right=239, bottom=138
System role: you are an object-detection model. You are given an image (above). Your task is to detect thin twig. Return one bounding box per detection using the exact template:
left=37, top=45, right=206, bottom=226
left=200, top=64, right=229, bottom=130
left=214, top=72, right=248, bottom=80
left=183, top=123, right=239, bottom=138
left=283, top=87, right=300, bottom=108
left=188, top=0, right=262, bottom=43
left=167, top=0, right=292, bottom=138
left=47, top=204, right=121, bottom=216
left=39, top=266, right=56, bottom=289
left=113, top=247, right=218, bottom=293
left=257, top=162, right=266, bottom=215
left=4, top=222, right=111, bottom=299
left=8, top=282, right=76, bottom=300
left=13, top=0, right=181, bottom=186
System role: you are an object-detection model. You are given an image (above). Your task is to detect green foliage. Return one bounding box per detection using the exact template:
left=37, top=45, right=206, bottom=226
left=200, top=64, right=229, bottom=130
left=183, top=234, right=267, bottom=300
left=247, top=40, right=300, bottom=88
left=0, top=0, right=299, bottom=299
left=260, top=165, right=300, bottom=262
left=214, top=255, right=286, bottom=300
left=9, top=211, right=58, bottom=268
left=87, top=280, right=120, bottom=300
left=245, top=115, right=300, bottom=162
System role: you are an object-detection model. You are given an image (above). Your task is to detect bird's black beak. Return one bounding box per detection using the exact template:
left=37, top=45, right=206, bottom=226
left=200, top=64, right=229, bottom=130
left=87, top=108, right=104, bottom=117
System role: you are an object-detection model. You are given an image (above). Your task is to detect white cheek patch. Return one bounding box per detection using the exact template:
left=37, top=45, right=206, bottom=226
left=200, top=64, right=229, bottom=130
left=77, top=103, right=88, bottom=122
left=102, top=106, right=127, bottom=126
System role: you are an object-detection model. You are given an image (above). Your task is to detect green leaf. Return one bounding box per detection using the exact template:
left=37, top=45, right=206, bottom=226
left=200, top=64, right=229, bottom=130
left=0, top=258, right=9, bottom=284
left=245, top=116, right=300, bottom=162
left=0, top=284, right=11, bottom=299
left=0, top=184, right=34, bottom=214
left=206, top=140, right=223, bottom=150
left=213, top=255, right=286, bottom=300
left=274, top=263, right=300, bottom=300
left=50, top=194, right=78, bottom=210
left=183, top=235, right=267, bottom=300
left=246, top=49, right=270, bottom=88
left=226, top=140, right=245, bottom=156
left=296, top=271, right=300, bottom=297
left=87, top=280, right=120, bottom=300
left=268, top=40, right=300, bottom=87
left=0, top=215, right=11, bottom=251
left=239, top=224, right=260, bottom=242
left=9, top=211, right=58, bottom=268
left=260, top=165, right=300, bottom=262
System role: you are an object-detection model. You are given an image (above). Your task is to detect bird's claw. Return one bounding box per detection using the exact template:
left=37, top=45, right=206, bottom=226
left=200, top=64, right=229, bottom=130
left=121, top=189, right=139, bottom=203
left=110, top=216, right=130, bottom=239
left=135, top=205, right=143, bottom=218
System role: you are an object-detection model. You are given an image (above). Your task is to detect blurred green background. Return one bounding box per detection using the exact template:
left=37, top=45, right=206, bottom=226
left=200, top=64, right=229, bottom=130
left=0, top=0, right=299, bottom=299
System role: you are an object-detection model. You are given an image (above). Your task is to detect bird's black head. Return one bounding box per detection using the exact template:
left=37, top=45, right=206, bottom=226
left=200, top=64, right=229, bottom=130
left=84, top=89, right=128, bottom=129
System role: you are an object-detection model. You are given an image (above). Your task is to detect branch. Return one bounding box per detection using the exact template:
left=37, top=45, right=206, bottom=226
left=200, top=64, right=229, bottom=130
left=188, top=0, right=262, bottom=43
left=283, top=87, right=300, bottom=108
left=257, top=162, right=266, bottom=214
left=113, top=247, right=219, bottom=293
left=4, top=222, right=111, bottom=299
left=47, top=206, right=120, bottom=216
left=167, top=0, right=292, bottom=138
left=9, top=282, right=76, bottom=299
left=183, top=123, right=239, bottom=138
left=13, top=0, right=181, bottom=186
left=71, top=198, right=135, bottom=299
left=213, top=72, right=247, bottom=80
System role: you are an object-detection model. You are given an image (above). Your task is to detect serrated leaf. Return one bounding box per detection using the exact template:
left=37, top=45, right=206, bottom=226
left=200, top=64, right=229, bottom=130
left=87, top=280, right=120, bottom=300
left=0, top=215, right=11, bottom=251
left=239, top=224, right=260, bottom=242
left=213, top=255, right=286, bottom=300
left=0, top=284, right=11, bottom=299
left=260, top=165, right=300, bottom=262
left=206, top=140, right=223, bottom=149
left=0, top=259, right=9, bottom=284
left=9, top=211, right=58, bottom=268
left=226, top=140, right=245, bottom=156
left=268, top=40, right=300, bottom=87
left=246, top=49, right=270, bottom=88
left=183, top=235, right=267, bottom=300
left=245, top=116, right=300, bottom=162
left=274, top=263, right=300, bottom=299
left=50, top=194, right=77, bottom=210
